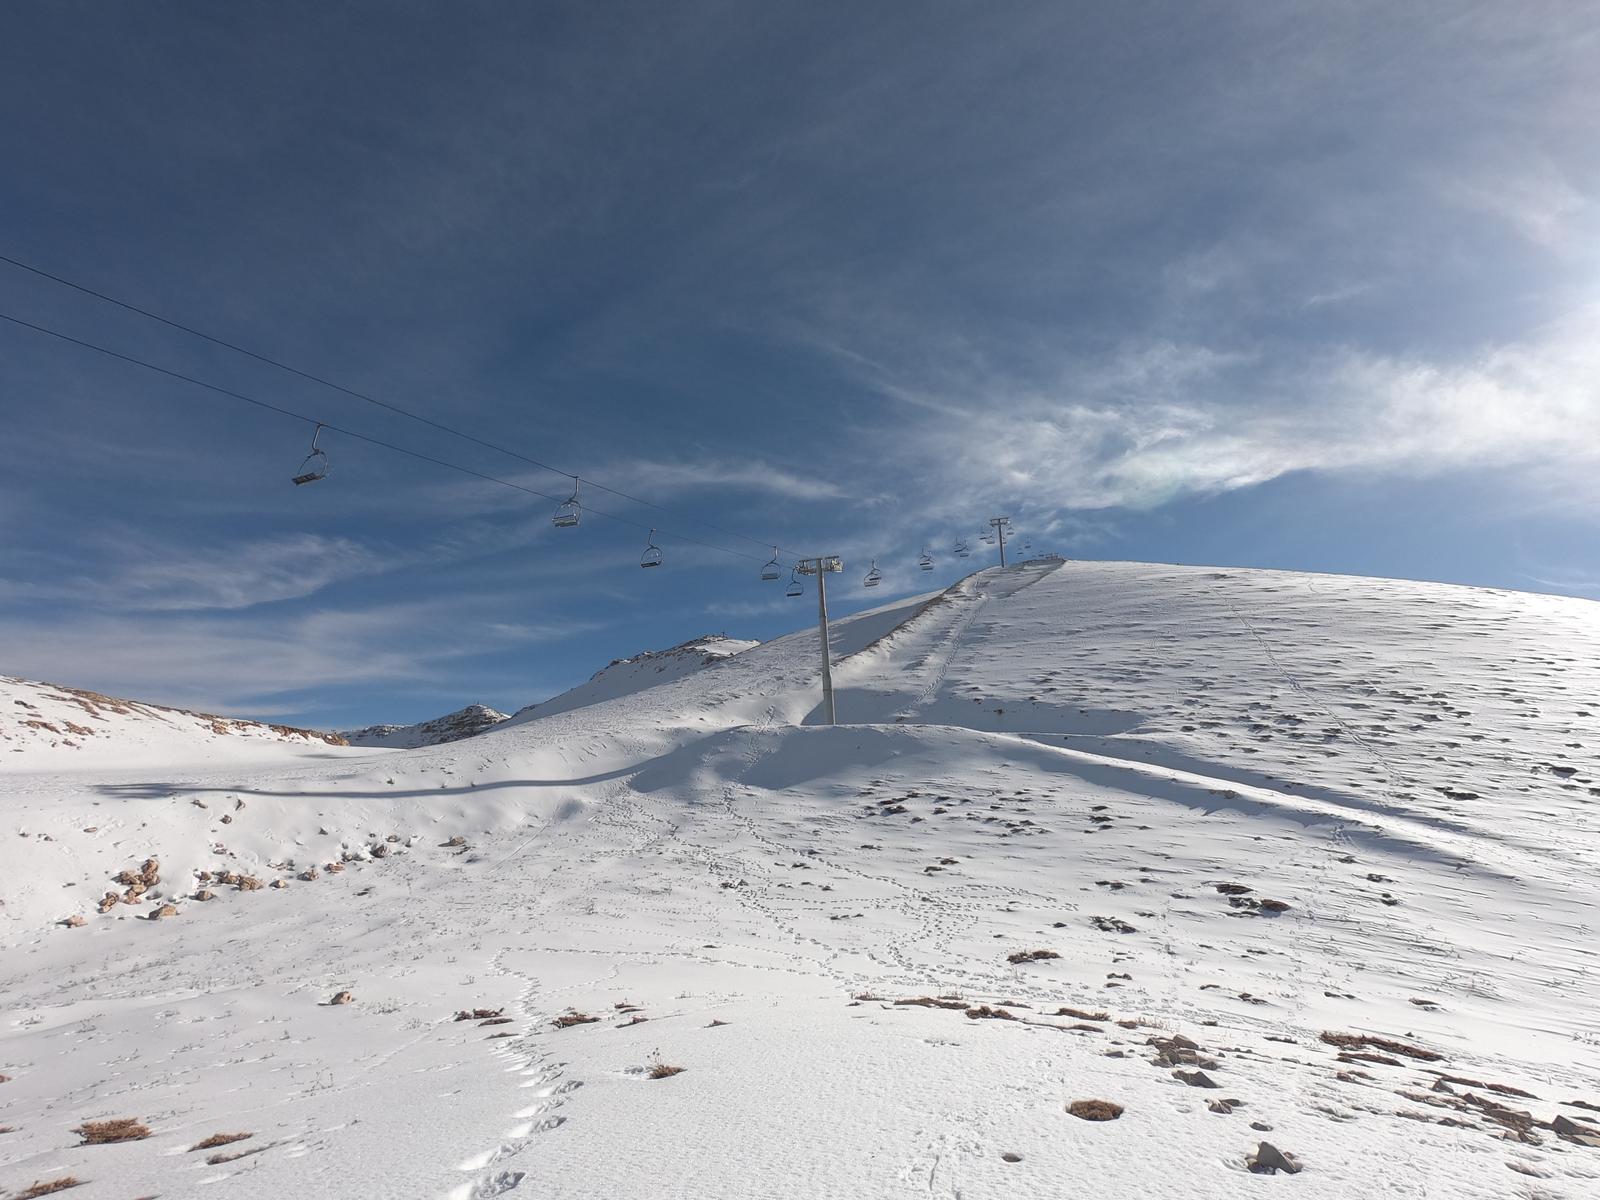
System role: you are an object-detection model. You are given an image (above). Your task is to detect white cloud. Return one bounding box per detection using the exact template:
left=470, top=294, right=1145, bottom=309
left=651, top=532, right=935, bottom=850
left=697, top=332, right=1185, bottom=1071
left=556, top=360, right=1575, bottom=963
left=824, top=307, right=1600, bottom=518
left=0, top=597, right=591, bottom=717
left=110, top=532, right=383, bottom=610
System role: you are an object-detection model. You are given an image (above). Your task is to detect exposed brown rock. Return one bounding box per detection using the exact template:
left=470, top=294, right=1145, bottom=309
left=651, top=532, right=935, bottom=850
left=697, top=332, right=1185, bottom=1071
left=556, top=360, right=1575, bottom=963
left=1247, top=1142, right=1302, bottom=1175
left=329, top=991, right=354, bottom=1005
left=1551, top=1115, right=1600, bottom=1147
left=1066, top=1099, right=1123, bottom=1121
left=1320, top=1031, right=1441, bottom=1061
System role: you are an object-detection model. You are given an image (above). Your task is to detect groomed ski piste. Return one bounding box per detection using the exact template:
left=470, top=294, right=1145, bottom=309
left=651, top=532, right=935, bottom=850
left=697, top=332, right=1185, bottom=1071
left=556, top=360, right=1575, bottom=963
left=2, top=560, right=1598, bottom=1199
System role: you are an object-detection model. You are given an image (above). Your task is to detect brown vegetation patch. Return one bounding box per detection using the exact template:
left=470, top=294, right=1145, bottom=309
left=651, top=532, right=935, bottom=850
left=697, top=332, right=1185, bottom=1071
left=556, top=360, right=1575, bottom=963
left=75, top=1117, right=151, bottom=1144
left=647, top=1062, right=685, bottom=1079
left=964, top=1005, right=1017, bottom=1021
left=455, top=1008, right=504, bottom=1021
left=895, top=996, right=968, bottom=1010
left=190, top=1131, right=252, bottom=1152
left=15, top=1178, right=84, bottom=1198
left=1006, top=949, right=1060, bottom=964
left=207, top=1142, right=270, bottom=1165
left=552, top=1012, right=600, bottom=1028
left=1056, top=1006, right=1110, bottom=1021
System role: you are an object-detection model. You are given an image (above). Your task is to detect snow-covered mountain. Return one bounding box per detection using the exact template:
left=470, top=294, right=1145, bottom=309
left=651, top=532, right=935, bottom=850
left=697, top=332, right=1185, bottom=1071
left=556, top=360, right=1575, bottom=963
left=506, top=632, right=758, bottom=724
left=336, top=634, right=754, bottom=747
left=3, top=562, right=1598, bottom=1200
left=0, top=674, right=350, bottom=766
left=339, top=703, right=510, bottom=748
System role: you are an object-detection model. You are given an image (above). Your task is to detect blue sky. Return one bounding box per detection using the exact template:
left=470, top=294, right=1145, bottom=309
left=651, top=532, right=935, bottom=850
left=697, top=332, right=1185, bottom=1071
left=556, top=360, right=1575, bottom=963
left=2, top=0, right=1596, bottom=729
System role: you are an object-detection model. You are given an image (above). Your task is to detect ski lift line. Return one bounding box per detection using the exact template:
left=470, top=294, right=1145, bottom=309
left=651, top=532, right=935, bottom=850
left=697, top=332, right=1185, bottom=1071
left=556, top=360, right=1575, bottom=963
left=0, top=251, right=807, bottom=561
left=0, top=308, right=776, bottom=566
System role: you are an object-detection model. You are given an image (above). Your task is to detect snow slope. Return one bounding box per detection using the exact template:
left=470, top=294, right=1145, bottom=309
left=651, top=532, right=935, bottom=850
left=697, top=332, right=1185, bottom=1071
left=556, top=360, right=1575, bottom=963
left=505, top=633, right=759, bottom=724
left=340, top=704, right=510, bottom=749
left=2, top=561, right=1598, bottom=1200
left=0, top=675, right=354, bottom=767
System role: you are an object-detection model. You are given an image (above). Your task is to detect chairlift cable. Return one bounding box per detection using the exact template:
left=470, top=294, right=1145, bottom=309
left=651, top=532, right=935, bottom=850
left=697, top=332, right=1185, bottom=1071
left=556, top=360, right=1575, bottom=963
left=0, top=308, right=773, bottom=565
left=0, top=251, right=805, bottom=560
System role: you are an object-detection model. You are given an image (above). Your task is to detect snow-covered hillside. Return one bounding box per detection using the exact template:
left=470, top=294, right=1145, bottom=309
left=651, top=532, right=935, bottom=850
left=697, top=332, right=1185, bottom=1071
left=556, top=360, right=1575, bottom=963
left=2, top=562, right=1598, bottom=1200
left=506, top=632, right=758, bottom=725
left=0, top=675, right=351, bottom=767
left=340, top=703, right=510, bottom=749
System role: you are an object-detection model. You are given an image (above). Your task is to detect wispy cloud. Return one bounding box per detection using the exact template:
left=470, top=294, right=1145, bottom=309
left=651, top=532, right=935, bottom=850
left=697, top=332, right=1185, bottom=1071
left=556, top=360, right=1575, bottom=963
left=0, top=597, right=593, bottom=717
left=811, top=305, right=1600, bottom=520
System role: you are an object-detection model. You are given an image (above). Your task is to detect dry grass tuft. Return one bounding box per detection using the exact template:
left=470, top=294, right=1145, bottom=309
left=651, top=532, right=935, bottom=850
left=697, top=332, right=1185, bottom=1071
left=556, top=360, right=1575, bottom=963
left=190, top=1131, right=252, bottom=1152
left=964, top=1005, right=1018, bottom=1021
left=648, top=1062, right=685, bottom=1079
left=454, top=1008, right=504, bottom=1021
left=894, top=996, right=968, bottom=1011
left=1055, top=1006, right=1111, bottom=1021
left=74, top=1117, right=151, bottom=1144
left=16, top=1177, right=84, bottom=1198
left=1067, top=1099, right=1124, bottom=1121
left=1007, top=949, right=1061, bottom=964
left=552, top=1012, right=600, bottom=1028
left=207, top=1143, right=269, bottom=1165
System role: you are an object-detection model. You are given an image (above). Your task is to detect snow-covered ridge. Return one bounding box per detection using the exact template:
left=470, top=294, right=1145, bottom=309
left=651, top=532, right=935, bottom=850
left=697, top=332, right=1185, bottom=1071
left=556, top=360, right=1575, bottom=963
left=1, top=674, right=348, bottom=765
left=339, top=703, right=510, bottom=748
left=506, top=632, right=758, bottom=725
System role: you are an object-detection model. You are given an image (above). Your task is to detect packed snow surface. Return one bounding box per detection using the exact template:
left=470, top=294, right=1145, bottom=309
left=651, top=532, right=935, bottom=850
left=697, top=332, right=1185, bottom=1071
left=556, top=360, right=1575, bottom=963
left=2, top=561, right=1598, bottom=1199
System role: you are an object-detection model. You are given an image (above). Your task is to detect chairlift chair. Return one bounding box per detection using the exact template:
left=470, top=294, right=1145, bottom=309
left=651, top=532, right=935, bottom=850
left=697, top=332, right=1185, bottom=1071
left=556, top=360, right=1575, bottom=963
left=639, top=528, right=663, bottom=568
left=954, top=539, right=970, bottom=558
left=552, top=477, right=582, bottom=528
left=760, top=548, right=782, bottom=581
left=291, top=424, right=330, bottom=486
left=785, top=567, right=804, bottom=598
left=863, top=559, right=881, bottom=588
left=918, top=548, right=934, bottom=571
